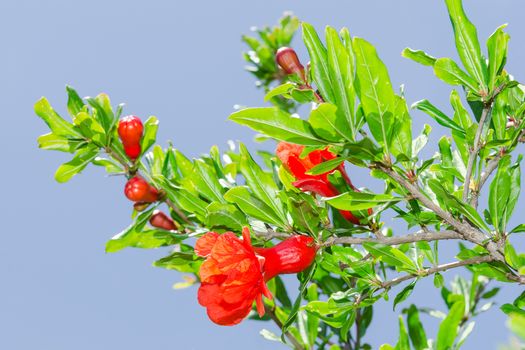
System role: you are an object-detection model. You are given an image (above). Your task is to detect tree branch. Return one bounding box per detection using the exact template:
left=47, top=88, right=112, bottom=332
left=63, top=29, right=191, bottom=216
left=470, top=153, right=503, bottom=209
left=321, top=230, right=461, bottom=247
left=381, top=255, right=494, bottom=289
left=463, top=103, right=491, bottom=203
left=377, top=164, right=505, bottom=261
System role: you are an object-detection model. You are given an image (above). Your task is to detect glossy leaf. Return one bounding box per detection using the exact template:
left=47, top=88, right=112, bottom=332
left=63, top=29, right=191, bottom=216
left=402, top=48, right=437, bottom=66
left=54, top=146, right=99, bottom=183
left=229, top=107, right=326, bottom=145
left=411, top=99, right=465, bottom=135
left=328, top=191, right=401, bottom=211
left=433, top=58, right=478, bottom=91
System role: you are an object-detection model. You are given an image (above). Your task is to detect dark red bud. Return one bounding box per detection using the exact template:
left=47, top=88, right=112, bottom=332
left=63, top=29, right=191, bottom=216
left=276, top=47, right=305, bottom=81
left=133, top=201, right=151, bottom=212
left=124, top=176, right=159, bottom=203
left=255, top=235, right=317, bottom=280
left=149, top=210, right=178, bottom=231
left=118, top=115, right=143, bottom=160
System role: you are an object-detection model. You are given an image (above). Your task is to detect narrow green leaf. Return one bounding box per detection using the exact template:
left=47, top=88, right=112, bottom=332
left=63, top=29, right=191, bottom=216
left=54, top=146, right=99, bottom=183
left=326, top=26, right=356, bottom=139
left=306, top=157, right=344, bottom=176
left=328, top=191, right=400, bottom=211
left=407, top=305, right=428, bottom=350
left=140, top=116, right=159, bottom=155
left=35, top=97, right=81, bottom=137
left=264, top=82, right=294, bottom=101
left=433, top=58, right=479, bottom=91
left=444, top=0, right=487, bottom=88
left=393, top=280, right=417, bottom=311
left=353, top=37, right=395, bottom=152
left=224, top=186, right=284, bottom=226
left=402, top=48, right=437, bottom=66
left=411, top=99, right=465, bottom=134
left=487, top=24, right=510, bottom=91
left=205, top=202, right=248, bottom=231
left=363, top=242, right=417, bottom=272
left=302, top=22, right=335, bottom=103
left=37, top=133, right=82, bottom=153
left=395, top=316, right=410, bottom=350
left=436, top=299, right=465, bottom=350
left=66, top=85, right=85, bottom=117
left=229, top=107, right=325, bottom=146
left=308, top=103, right=350, bottom=142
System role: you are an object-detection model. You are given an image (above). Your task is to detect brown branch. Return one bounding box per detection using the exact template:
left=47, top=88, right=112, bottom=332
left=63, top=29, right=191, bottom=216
left=322, top=230, right=461, bottom=247
left=105, top=147, right=130, bottom=172
left=463, top=103, right=491, bottom=203
left=470, top=153, right=503, bottom=209
left=377, top=164, right=505, bottom=261
left=265, top=305, right=305, bottom=350
left=164, top=198, right=193, bottom=225
left=381, top=255, right=494, bottom=289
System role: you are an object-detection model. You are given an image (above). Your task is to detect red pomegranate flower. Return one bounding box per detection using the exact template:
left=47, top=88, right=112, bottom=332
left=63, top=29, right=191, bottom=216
left=195, top=228, right=316, bottom=326
left=276, top=141, right=362, bottom=224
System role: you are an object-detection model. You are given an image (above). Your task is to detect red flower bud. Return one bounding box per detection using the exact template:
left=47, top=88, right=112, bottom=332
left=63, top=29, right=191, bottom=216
left=254, top=235, right=317, bottom=280
left=118, top=115, right=143, bottom=160
left=276, top=47, right=306, bottom=82
left=124, top=176, right=159, bottom=203
left=149, top=210, right=177, bottom=231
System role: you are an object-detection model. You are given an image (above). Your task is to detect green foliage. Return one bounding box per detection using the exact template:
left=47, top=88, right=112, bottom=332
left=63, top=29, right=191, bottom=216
left=35, top=1, right=525, bottom=349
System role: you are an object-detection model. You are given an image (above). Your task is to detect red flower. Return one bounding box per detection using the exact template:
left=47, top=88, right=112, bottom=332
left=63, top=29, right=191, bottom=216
left=195, top=228, right=316, bottom=326
left=276, top=142, right=361, bottom=224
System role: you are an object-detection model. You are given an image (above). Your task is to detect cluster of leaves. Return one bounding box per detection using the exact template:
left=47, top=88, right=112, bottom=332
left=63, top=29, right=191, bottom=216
left=36, top=0, right=525, bottom=348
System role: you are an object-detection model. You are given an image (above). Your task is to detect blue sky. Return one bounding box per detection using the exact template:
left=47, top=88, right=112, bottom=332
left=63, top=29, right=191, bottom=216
left=1, top=0, right=524, bottom=349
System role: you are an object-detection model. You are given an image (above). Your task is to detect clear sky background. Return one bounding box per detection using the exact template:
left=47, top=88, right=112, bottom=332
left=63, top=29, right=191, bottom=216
left=1, top=1, right=525, bottom=349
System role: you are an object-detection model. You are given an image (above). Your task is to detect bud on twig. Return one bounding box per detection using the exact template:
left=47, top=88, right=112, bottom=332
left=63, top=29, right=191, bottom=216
left=275, top=47, right=306, bottom=82
left=149, top=210, right=178, bottom=231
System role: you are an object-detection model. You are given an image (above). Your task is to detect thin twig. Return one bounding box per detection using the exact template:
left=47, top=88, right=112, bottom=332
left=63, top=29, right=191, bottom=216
left=105, top=147, right=130, bottom=172
left=470, top=153, right=503, bottom=209
left=463, top=103, right=491, bottom=202
left=381, top=255, right=494, bottom=289
left=377, top=164, right=505, bottom=261
left=321, top=230, right=461, bottom=247
left=164, top=198, right=193, bottom=225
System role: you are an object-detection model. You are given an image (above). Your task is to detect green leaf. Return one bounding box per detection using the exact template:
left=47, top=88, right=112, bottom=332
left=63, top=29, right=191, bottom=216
left=288, top=195, right=321, bottom=234
left=264, top=82, right=294, bottom=101
left=306, top=157, right=344, bottom=176
left=433, top=58, right=479, bottom=91
left=153, top=250, right=198, bottom=273
left=395, top=316, right=410, bottom=350
left=327, top=191, right=401, bottom=211
left=190, top=160, right=225, bottom=203
left=37, top=133, right=82, bottom=153
left=308, top=103, right=350, bottom=142
left=229, top=107, right=326, bottom=145
left=508, top=313, right=525, bottom=340
left=140, top=116, right=159, bottom=155
left=393, top=280, right=417, bottom=311
left=205, top=202, right=248, bottom=231
left=402, top=48, right=437, bottom=66
left=224, top=186, right=284, bottom=226
left=73, top=111, right=106, bottom=145
left=106, top=207, right=183, bottom=253
left=35, top=97, right=81, bottom=138
left=390, top=95, right=413, bottom=160
left=239, top=143, right=288, bottom=226
left=86, top=93, right=115, bottom=133
left=407, top=305, right=428, bottom=350
left=302, top=22, right=335, bottom=103
left=411, top=99, right=465, bottom=134
left=353, top=37, right=396, bottom=153
left=54, top=146, right=99, bottom=183
left=325, top=26, right=356, bottom=139
left=363, top=242, right=417, bottom=273
left=444, top=0, right=487, bottom=88
left=66, top=85, right=85, bottom=117
left=489, top=155, right=513, bottom=233
left=436, top=299, right=465, bottom=350
left=282, top=263, right=317, bottom=334
left=487, top=24, right=510, bottom=91
left=505, top=241, right=521, bottom=269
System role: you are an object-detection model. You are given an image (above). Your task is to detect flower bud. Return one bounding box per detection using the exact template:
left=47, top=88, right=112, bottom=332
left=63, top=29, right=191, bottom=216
left=149, top=210, right=177, bottom=231
left=275, top=47, right=305, bottom=81
left=124, top=176, right=159, bottom=203
left=255, top=235, right=317, bottom=280
left=133, top=201, right=151, bottom=212
left=118, top=115, right=144, bottom=161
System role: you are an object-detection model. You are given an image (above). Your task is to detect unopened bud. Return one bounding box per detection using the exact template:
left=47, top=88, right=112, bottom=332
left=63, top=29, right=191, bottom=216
left=275, top=47, right=305, bottom=81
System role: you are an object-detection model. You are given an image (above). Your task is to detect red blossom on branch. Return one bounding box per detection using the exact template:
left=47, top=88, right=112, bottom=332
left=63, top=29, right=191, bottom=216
left=276, top=141, right=363, bottom=224
left=195, top=228, right=316, bottom=326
